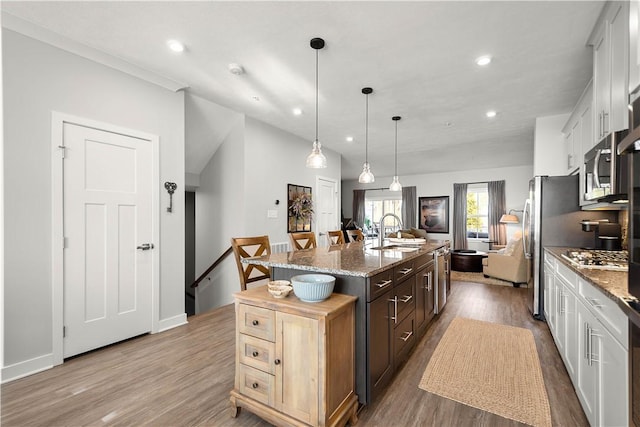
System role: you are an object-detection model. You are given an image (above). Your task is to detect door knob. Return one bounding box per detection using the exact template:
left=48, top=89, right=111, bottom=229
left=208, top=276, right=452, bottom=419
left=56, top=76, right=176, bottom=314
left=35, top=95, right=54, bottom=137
left=136, top=243, right=154, bottom=250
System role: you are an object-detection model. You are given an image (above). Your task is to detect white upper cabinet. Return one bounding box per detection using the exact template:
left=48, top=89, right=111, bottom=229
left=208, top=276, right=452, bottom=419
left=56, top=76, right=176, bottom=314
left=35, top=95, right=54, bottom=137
left=630, top=0, right=640, bottom=95
left=589, top=1, right=630, bottom=139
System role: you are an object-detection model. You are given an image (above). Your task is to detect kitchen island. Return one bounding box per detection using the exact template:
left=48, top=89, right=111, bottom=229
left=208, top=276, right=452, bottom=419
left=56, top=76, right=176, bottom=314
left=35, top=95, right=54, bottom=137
left=247, top=239, right=450, bottom=405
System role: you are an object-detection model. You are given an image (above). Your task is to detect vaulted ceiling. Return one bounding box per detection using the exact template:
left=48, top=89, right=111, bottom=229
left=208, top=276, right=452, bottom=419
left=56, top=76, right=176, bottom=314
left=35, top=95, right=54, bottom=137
left=2, top=1, right=605, bottom=179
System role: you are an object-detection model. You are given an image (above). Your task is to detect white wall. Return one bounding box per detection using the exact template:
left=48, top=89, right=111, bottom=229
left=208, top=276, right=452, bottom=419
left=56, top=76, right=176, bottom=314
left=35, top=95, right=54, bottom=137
left=194, top=111, right=341, bottom=312
left=3, top=30, right=186, bottom=375
left=342, top=165, right=533, bottom=246
left=534, top=113, right=571, bottom=176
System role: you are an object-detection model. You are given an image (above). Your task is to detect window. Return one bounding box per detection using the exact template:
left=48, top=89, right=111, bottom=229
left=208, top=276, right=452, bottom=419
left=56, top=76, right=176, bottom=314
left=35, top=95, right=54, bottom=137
left=363, top=190, right=402, bottom=236
left=467, top=183, right=488, bottom=239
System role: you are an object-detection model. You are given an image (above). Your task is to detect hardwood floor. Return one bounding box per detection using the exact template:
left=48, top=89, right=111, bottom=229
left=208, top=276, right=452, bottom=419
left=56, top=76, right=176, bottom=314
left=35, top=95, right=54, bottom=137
left=1, top=280, right=588, bottom=426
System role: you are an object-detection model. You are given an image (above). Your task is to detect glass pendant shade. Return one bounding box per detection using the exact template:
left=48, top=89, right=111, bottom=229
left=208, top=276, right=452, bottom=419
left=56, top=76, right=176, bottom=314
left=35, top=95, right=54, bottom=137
left=306, top=140, right=327, bottom=168
left=307, top=38, right=327, bottom=169
left=389, top=175, right=402, bottom=191
left=359, top=162, right=375, bottom=183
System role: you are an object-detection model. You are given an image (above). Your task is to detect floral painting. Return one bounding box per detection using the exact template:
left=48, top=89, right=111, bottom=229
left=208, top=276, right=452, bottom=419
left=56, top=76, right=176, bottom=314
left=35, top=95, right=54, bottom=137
left=288, top=184, right=313, bottom=232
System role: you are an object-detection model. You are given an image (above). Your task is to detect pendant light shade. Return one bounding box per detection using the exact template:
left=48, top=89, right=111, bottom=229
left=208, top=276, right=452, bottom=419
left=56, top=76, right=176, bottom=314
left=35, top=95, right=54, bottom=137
left=358, top=87, right=375, bottom=183
left=389, top=116, right=402, bottom=191
left=306, top=37, right=327, bottom=169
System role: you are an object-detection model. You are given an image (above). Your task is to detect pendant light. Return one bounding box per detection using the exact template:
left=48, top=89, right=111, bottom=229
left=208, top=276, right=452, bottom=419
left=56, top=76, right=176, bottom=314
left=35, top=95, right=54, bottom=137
left=306, top=37, right=327, bottom=168
left=389, top=116, right=402, bottom=191
left=358, top=87, right=375, bottom=183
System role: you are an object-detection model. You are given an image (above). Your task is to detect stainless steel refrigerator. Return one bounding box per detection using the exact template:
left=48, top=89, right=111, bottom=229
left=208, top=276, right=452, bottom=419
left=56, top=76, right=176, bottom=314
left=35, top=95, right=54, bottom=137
left=523, top=175, right=617, bottom=319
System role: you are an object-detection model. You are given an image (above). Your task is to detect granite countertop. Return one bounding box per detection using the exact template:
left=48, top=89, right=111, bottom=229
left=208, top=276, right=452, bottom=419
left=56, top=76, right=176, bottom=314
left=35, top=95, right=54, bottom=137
left=245, top=239, right=449, bottom=278
left=544, top=247, right=640, bottom=328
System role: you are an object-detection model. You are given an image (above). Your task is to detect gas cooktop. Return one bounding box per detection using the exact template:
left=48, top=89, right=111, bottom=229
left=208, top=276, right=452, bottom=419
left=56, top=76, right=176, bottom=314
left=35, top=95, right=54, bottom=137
left=561, top=249, right=628, bottom=271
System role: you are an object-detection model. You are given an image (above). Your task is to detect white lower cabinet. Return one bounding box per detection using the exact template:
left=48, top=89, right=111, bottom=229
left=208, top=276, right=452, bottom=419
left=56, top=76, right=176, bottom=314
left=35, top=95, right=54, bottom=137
left=544, top=250, right=628, bottom=427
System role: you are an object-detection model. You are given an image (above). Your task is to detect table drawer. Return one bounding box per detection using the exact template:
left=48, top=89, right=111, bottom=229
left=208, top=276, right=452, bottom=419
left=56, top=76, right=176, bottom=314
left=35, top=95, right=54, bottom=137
left=239, top=333, right=276, bottom=374
left=394, top=311, right=415, bottom=366
left=368, top=269, right=394, bottom=302
left=556, top=261, right=577, bottom=291
left=395, top=259, right=415, bottom=285
left=238, top=364, right=275, bottom=407
left=394, top=277, right=415, bottom=323
left=238, top=304, right=275, bottom=341
left=578, top=277, right=628, bottom=349
left=415, top=253, right=433, bottom=271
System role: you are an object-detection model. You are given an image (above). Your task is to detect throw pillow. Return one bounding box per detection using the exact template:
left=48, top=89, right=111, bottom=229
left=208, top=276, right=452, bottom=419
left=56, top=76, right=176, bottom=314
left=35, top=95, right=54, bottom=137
left=503, top=236, right=521, bottom=256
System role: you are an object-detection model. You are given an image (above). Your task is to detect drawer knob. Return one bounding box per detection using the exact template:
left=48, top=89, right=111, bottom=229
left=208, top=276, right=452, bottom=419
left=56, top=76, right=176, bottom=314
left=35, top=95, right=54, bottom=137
left=252, top=382, right=259, bottom=389
left=252, top=351, right=259, bottom=357
left=252, top=319, right=259, bottom=326
left=274, top=359, right=281, bottom=365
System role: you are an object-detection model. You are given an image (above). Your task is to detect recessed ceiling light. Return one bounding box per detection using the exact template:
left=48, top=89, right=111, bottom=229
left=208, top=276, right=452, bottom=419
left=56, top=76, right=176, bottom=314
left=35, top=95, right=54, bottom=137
left=167, top=39, right=185, bottom=53
left=476, top=55, right=492, bottom=66
left=292, top=108, right=303, bottom=116
left=252, top=96, right=260, bottom=102
left=228, top=63, right=244, bottom=75
left=486, top=110, right=497, bottom=118
left=346, top=136, right=354, bottom=142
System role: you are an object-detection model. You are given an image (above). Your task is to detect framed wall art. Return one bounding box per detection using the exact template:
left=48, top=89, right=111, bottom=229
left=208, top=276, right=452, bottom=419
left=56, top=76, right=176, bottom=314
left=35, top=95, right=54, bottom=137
left=287, top=184, right=313, bottom=232
left=418, top=196, right=449, bottom=233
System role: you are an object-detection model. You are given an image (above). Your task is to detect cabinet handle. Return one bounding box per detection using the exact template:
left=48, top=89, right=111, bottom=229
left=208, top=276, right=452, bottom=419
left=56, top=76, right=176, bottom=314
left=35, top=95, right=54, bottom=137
left=424, top=272, right=432, bottom=291
left=603, top=112, right=609, bottom=135
left=399, top=331, right=413, bottom=342
left=252, top=319, right=259, bottom=326
left=399, top=267, right=413, bottom=275
left=587, top=297, right=603, bottom=308
left=252, top=351, right=259, bottom=357
left=583, top=322, right=588, bottom=361
left=274, top=359, right=281, bottom=365
left=388, top=296, right=398, bottom=324
left=376, top=279, right=392, bottom=288
left=399, top=295, right=413, bottom=303
left=588, top=325, right=601, bottom=366
left=252, top=382, right=259, bottom=389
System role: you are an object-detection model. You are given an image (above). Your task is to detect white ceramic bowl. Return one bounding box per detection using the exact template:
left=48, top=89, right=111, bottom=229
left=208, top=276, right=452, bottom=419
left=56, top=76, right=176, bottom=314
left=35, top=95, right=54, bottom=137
left=267, top=280, right=293, bottom=298
left=290, top=274, right=335, bottom=303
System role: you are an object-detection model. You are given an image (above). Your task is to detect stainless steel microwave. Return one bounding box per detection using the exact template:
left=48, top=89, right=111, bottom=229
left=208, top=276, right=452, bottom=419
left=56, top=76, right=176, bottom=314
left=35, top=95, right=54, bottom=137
left=584, top=129, right=629, bottom=202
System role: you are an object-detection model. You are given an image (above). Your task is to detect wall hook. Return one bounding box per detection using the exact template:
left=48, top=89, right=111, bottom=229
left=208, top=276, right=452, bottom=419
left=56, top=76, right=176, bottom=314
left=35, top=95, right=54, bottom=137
left=164, top=182, right=177, bottom=212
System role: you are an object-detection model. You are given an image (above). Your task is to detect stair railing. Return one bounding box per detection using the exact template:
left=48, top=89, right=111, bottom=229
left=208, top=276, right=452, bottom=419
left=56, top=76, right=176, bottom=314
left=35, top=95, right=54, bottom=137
left=191, top=246, right=233, bottom=288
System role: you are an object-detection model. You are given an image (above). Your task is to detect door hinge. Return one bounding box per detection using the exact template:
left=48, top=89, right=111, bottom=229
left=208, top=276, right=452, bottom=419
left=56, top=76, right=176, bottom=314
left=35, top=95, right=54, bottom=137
left=58, top=145, right=66, bottom=159
left=63, top=326, right=66, bottom=337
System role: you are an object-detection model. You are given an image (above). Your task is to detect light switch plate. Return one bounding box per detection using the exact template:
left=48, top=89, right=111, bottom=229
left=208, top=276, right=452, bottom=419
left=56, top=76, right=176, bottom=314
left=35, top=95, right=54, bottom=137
left=267, top=209, right=278, bottom=218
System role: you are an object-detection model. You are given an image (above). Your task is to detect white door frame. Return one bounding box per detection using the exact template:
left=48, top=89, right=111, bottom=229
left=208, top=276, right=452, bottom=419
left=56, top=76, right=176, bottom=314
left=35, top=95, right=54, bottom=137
left=315, top=176, right=339, bottom=239
left=51, top=112, right=160, bottom=366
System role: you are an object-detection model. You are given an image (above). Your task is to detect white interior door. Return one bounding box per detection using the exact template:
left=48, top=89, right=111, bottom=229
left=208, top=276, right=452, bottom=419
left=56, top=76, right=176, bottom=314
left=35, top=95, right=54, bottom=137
left=316, top=177, right=338, bottom=247
left=63, top=122, right=153, bottom=357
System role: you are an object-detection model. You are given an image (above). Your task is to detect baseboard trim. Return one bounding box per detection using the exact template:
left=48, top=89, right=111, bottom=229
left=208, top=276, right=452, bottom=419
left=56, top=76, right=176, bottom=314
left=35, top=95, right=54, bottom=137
left=157, top=313, right=188, bottom=333
left=2, top=353, right=54, bottom=384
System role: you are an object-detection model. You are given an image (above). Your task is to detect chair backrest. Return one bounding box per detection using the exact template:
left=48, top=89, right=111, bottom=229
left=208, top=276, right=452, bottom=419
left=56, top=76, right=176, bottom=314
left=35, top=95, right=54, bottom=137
left=289, top=232, right=317, bottom=250
left=346, top=229, right=365, bottom=242
left=231, top=235, right=271, bottom=291
left=327, top=230, right=345, bottom=245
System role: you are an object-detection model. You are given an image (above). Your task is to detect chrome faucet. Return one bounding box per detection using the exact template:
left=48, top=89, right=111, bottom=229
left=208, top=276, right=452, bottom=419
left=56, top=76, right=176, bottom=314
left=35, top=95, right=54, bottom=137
left=378, top=213, right=403, bottom=247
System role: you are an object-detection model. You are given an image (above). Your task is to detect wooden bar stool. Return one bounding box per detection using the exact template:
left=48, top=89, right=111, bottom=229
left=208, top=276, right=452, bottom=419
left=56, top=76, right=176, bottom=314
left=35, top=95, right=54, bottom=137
left=289, top=232, right=317, bottom=250
left=346, top=229, right=365, bottom=242
left=327, top=230, right=345, bottom=245
left=231, top=235, right=271, bottom=291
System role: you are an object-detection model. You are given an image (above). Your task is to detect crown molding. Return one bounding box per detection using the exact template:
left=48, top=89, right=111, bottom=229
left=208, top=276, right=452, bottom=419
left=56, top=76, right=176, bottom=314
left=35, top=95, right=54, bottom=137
left=2, top=11, right=189, bottom=92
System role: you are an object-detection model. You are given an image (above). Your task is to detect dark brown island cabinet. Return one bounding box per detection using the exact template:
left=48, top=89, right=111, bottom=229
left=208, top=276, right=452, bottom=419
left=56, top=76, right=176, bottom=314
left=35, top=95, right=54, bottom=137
left=267, top=241, right=450, bottom=405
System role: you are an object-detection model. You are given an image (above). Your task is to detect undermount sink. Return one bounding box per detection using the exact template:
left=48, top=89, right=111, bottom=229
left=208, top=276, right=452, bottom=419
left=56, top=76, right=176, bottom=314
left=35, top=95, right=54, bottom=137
left=370, top=245, right=420, bottom=252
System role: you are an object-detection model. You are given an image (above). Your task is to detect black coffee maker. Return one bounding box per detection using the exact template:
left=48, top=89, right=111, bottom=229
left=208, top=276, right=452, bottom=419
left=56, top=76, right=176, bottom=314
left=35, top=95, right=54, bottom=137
left=581, top=219, right=622, bottom=250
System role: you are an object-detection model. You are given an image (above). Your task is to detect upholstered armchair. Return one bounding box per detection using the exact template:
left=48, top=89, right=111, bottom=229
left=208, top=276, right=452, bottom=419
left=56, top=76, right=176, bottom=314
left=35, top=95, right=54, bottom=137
left=482, top=232, right=528, bottom=286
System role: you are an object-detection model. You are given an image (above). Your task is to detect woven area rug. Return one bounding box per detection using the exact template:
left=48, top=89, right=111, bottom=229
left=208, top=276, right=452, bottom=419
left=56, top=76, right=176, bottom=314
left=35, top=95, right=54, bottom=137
left=451, top=270, right=521, bottom=287
left=419, top=317, right=552, bottom=427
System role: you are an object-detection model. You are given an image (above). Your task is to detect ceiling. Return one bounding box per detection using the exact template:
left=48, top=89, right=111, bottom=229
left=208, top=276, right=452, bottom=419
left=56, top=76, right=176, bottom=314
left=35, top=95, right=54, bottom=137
left=2, top=1, right=605, bottom=180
